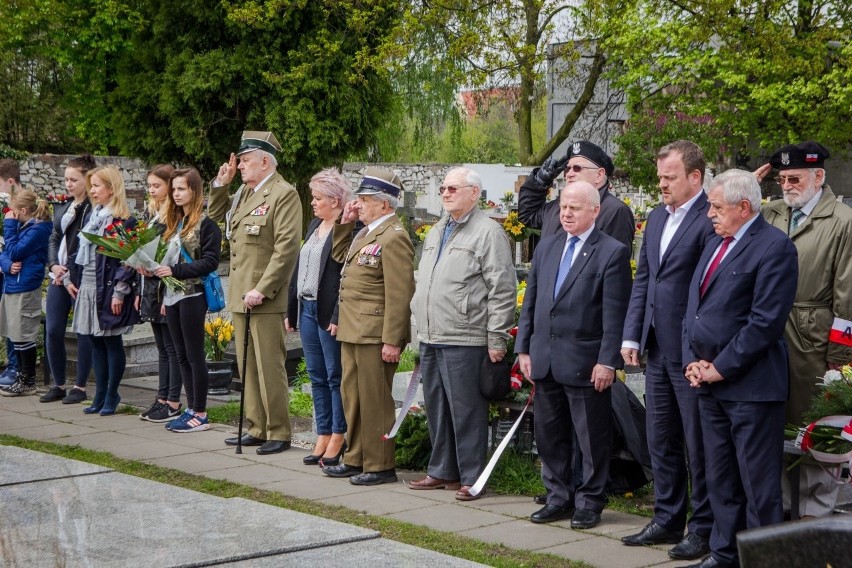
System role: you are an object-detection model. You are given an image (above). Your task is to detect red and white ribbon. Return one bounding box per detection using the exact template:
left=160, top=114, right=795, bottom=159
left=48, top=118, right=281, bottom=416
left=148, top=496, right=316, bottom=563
left=468, top=386, right=535, bottom=497
left=382, top=364, right=422, bottom=440
left=795, top=415, right=852, bottom=479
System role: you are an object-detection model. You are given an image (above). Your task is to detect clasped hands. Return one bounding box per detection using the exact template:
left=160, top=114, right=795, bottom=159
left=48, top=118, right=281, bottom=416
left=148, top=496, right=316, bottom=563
left=684, top=360, right=725, bottom=387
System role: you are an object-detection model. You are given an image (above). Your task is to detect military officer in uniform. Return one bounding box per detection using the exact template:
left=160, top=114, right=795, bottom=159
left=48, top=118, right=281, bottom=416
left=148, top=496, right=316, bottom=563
left=322, top=167, right=415, bottom=486
left=209, top=131, right=302, bottom=455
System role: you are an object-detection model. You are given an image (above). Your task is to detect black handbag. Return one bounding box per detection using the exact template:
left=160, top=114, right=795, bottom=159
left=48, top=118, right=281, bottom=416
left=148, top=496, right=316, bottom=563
left=480, top=356, right=512, bottom=400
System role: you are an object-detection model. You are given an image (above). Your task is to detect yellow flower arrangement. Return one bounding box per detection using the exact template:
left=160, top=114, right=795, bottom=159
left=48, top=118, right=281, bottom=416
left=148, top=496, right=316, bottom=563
left=415, top=224, right=433, bottom=242
left=502, top=211, right=538, bottom=242
left=204, top=315, right=235, bottom=361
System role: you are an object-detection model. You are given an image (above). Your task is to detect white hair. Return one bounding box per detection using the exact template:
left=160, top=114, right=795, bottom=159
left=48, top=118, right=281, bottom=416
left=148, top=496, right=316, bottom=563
left=710, top=169, right=761, bottom=212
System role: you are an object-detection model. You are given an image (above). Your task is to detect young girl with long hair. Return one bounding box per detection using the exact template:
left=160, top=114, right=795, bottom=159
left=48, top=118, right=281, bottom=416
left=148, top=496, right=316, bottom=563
left=136, top=164, right=184, bottom=423
left=154, top=167, right=221, bottom=432
left=74, top=165, right=140, bottom=415
left=0, top=190, right=53, bottom=397
left=41, top=154, right=97, bottom=404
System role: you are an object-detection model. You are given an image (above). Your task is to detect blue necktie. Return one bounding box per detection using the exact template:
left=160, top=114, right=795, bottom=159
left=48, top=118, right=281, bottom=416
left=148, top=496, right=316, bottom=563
left=554, top=236, right=580, bottom=299
left=438, top=220, right=457, bottom=259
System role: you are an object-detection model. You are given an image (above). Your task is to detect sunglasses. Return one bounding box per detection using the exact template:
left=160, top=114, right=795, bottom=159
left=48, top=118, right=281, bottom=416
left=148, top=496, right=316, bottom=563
left=438, top=184, right=475, bottom=195
left=566, top=164, right=600, bottom=173
left=775, top=175, right=805, bottom=185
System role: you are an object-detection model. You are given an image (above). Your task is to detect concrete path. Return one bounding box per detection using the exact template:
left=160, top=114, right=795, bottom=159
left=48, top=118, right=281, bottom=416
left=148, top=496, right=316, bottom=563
left=0, top=391, right=680, bottom=568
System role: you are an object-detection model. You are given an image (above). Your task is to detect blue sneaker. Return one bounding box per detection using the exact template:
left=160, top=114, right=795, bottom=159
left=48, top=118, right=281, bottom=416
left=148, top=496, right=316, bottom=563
left=169, top=413, right=210, bottom=433
left=165, top=409, right=194, bottom=430
left=0, top=368, right=18, bottom=386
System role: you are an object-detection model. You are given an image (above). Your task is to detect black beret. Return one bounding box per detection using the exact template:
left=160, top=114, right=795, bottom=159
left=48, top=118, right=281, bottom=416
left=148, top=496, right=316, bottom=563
left=769, top=141, right=830, bottom=171
left=567, top=140, right=614, bottom=176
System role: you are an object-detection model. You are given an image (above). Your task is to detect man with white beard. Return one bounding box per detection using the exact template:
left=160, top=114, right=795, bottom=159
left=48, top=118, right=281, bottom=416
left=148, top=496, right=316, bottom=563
left=758, top=141, right=852, bottom=517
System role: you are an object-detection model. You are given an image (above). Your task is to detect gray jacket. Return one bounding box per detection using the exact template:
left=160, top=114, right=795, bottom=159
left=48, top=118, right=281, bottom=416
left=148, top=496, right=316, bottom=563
left=411, top=207, right=517, bottom=350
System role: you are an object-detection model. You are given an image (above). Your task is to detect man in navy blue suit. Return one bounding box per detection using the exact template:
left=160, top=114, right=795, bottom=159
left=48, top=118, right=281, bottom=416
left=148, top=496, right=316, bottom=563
left=516, top=180, right=631, bottom=530
left=620, top=141, right=715, bottom=560
left=682, top=169, right=797, bottom=568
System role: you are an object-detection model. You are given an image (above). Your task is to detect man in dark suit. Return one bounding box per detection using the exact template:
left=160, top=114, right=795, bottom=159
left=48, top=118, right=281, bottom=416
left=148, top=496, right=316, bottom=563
left=620, top=141, right=715, bottom=560
left=516, top=180, right=632, bottom=529
left=682, top=169, right=798, bottom=568
left=518, top=140, right=635, bottom=249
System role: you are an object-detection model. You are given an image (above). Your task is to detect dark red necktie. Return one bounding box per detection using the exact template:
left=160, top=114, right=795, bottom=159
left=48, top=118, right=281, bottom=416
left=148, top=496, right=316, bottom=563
left=700, top=236, right=734, bottom=297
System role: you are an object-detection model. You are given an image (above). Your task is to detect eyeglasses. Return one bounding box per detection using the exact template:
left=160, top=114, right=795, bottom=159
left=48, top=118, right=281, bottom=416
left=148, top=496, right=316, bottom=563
left=566, top=164, right=600, bottom=173
left=775, top=175, right=803, bottom=185
left=438, top=184, right=475, bottom=195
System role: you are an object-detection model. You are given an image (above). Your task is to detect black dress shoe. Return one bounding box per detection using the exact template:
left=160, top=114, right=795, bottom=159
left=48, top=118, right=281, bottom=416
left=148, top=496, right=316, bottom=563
left=570, top=508, right=601, bottom=529
left=225, top=433, right=266, bottom=446
left=350, top=469, right=398, bottom=486
left=323, top=463, right=363, bottom=478
left=530, top=504, right=574, bottom=524
left=622, top=522, right=683, bottom=546
left=668, top=532, right=710, bottom=560
left=681, top=555, right=737, bottom=568
left=256, top=440, right=291, bottom=455
left=533, top=494, right=547, bottom=505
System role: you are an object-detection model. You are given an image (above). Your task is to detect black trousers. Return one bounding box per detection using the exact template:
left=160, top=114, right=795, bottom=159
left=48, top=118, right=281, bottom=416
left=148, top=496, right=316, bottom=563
left=534, top=375, right=612, bottom=513
left=166, top=295, right=208, bottom=412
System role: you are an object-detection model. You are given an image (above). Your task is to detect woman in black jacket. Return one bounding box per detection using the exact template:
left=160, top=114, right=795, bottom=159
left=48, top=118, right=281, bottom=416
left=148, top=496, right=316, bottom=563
left=285, top=168, right=353, bottom=465
left=136, top=164, right=184, bottom=423
left=155, top=167, right=221, bottom=433
left=41, top=154, right=96, bottom=404
left=74, top=165, right=140, bottom=415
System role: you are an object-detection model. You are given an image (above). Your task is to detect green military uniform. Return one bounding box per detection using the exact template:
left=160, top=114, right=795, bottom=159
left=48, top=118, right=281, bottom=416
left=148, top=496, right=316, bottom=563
left=208, top=149, right=302, bottom=443
left=332, top=214, right=415, bottom=473
left=762, top=142, right=852, bottom=517
left=762, top=185, right=852, bottom=424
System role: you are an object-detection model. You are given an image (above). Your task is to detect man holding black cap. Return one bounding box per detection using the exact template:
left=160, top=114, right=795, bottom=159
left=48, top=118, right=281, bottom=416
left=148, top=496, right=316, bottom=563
left=758, top=141, right=852, bottom=517
left=518, top=140, right=635, bottom=249
left=409, top=167, right=516, bottom=500
left=322, top=167, right=415, bottom=486
left=209, top=131, right=303, bottom=455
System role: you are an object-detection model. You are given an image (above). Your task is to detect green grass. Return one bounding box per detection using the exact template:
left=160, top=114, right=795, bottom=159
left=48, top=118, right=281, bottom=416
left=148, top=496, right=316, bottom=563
left=489, top=450, right=546, bottom=496
left=206, top=400, right=242, bottom=424
left=397, top=347, right=418, bottom=373
left=0, top=435, right=590, bottom=568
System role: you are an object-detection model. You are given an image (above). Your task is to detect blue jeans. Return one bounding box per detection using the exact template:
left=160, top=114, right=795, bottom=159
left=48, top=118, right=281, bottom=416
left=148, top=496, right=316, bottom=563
left=299, top=300, right=345, bottom=434
left=45, top=283, right=92, bottom=388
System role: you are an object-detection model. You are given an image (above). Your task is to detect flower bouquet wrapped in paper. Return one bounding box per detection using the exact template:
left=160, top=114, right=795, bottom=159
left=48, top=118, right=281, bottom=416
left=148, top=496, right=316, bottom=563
left=82, top=220, right=186, bottom=292
left=785, top=365, right=852, bottom=470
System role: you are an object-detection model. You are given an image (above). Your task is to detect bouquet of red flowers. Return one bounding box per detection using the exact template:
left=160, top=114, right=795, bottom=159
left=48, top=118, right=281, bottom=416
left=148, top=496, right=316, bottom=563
left=82, top=220, right=186, bottom=292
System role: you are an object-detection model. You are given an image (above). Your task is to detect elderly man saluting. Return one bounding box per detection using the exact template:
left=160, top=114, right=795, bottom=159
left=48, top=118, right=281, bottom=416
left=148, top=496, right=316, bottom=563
left=322, top=167, right=415, bottom=486
left=209, top=131, right=302, bottom=455
left=757, top=142, right=852, bottom=518
left=516, top=180, right=631, bottom=529
left=409, top=167, right=516, bottom=500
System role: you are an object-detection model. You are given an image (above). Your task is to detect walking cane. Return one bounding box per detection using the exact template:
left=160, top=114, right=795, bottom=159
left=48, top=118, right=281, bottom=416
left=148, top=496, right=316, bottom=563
left=235, top=305, right=252, bottom=455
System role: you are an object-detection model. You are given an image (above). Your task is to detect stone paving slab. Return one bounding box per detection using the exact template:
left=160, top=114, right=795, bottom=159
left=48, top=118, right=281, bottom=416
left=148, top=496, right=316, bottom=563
left=389, top=502, right=510, bottom=533
left=202, top=462, right=308, bottom=486
left=317, top=484, right=455, bottom=516
left=224, top=538, right=486, bottom=567
left=459, top=518, right=594, bottom=551
left=0, top=463, right=379, bottom=568
left=541, top=535, right=676, bottom=568
left=142, top=448, right=252, bottom=474
left=0, top=445, right=111, bottom=486
left=261, top=473, right=382, bottom=501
